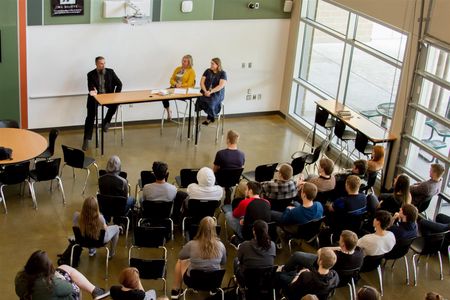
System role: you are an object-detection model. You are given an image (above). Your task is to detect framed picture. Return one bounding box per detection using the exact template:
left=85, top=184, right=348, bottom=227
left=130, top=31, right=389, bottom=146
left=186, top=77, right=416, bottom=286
left=51, top=0, right=84, bottom=16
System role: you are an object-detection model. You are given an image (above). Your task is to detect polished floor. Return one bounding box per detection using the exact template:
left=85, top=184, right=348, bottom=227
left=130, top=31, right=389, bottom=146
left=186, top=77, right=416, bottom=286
left=1, top=114, right=449, bottom=299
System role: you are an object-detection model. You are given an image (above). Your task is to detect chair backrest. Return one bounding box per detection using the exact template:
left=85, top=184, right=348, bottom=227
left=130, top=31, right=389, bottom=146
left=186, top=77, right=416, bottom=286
left=308, top=140, right=325, bottom=164
left=242, top=266, right=277, bottom=299
left=215, top=168, right=244, bottom=188
left=72, top=226, right=106, bottom=248
left=47, top=129, right=59, bottom=156
left=0, top=161, right=30, bottom=185
left=335, top=267, right=360, bottom=287
left=140, top=170, right=156, bottom=186
left=292, top=217, right=325, bottom=241
left=185, top=269, right=225, bottom=291
left=133, top=225, right=166, bottom=248
left=315, top=190, right=335, bottom=205
left=334, top=118, right=347, bottom=139
left=179, top=168, right=199, bottom=188
left=268, top=196, right=298, bottom=212
left=254, top=163, right=278, bottom=182
left=336, top=212, right=366, bottom=235
left=187, top=199, right=220, bottom=222
left=61, top=145, right=85, bottom=168
left=291, top=157, right=306, bottom=176
left=142, top=200, right=173, bottom=220
left=34, top=158, right=61, bottom=181
left=354, top=131, right=370, bottom=154
left=0, top=119, right=19, bottom=128
left=99, top=169, right=128, bottom=179
left=411, top=231, right=448, bottom=255
left=360, top=254, right=384, bottom=272
left=97, top=194, right=128, bottom=217
left=417, top=196, right=433, bottom=213
left=129, top=258, right=165, bottom=280
left=315, top=106, right=331, bottom=128
left=384, top=236, right=416, bottom=260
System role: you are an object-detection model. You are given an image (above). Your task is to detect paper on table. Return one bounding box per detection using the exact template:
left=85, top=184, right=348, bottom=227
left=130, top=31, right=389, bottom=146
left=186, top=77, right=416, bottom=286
left=150, top=89, right=169, bottom=96
left=188, top=88, right=201, bottom=94
left=173, top=88, right=187, bottom=94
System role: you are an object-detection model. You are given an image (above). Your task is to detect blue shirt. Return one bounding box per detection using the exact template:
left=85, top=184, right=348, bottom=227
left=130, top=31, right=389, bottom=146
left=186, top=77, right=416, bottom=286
left=281, top=202, right=323, bottom=225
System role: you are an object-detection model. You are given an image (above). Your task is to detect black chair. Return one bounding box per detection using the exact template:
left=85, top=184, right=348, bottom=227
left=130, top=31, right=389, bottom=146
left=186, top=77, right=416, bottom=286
left=98, top=169, right=128, bottom=179
left=334, top=118, right=357, bottom=168
left=416, top=196, right=433, bottom=218
left=29, top=158, right=66, bottom=206
left=383, top=236, right=416, bottom=285
left=129, top=225, right=167, bottom=296
left=315, top=190, right=336, bottom=205
left=140, top=200, right=174, bottom=240
left=359, top=255, right=384, bottom=296
left=291, top=140, right=326, bottom=175
left=290, top=156, right=306, bottom=176
left=302, top=105, right=336, bottom=152
left=215, top=168, right=244, bottom=202
left=36, top=129, right=59, bottom=160
left=182, top=199, right=221, bottom=239
left=268, top=196, right=298, bottom=212
left=0, top=161, right=35, bottom=214
left=175, top=168, right=199, bottom=188
left=71, top=227, right=109, bottom=279
left=242, top=163, right=278, bottom=182
left=350, top=131, right=374, bottom=159
left=97, top=194, right=131, bottom=245
left=361, top=171, right=378, bottom=195
left=134, top=170, right=156, bottom=199
left=237, top=266, right=277, bottom=300
left=61, top=145, right=98, bottom=194
left=410, top=231, right=449, bottom=285
left=0, top=119, right=19, bottom=128
left=334, top=267, right=360, bottom=300
left=283, top=217, right=325, bottom=253
left=181, top=269, right=226, bottom=300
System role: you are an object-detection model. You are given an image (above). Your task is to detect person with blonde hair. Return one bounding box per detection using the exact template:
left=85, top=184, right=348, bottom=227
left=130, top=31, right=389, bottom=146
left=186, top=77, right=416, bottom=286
left=164, top=55, right=196, bottom=120
left=73, top=196, right=121, bottom=258
left=261, top=163, right=298, bottom=200
left=171, top=216, right=226, bottom=299
left=110, top=267, right=156, bottom=300
left=367, top=145, right=385, bottom=173
left=196, top=57, right=227, bottom=125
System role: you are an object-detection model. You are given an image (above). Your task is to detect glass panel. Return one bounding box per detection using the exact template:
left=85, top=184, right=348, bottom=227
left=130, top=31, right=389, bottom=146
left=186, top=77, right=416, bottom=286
left=293, top=83, right=325, bottom=126
left=425, top=45, right=450, bottom=83
left=356, top=16, right=407, bottom=61
left=299, top=26, right=345, bottom=97
left=404, top=143, right=446, bottom=181
left=345, top=48, right=401, bottom=128
left=311, top=0, right=349, bottom=34
left=418, top=79, right=450, bottom=119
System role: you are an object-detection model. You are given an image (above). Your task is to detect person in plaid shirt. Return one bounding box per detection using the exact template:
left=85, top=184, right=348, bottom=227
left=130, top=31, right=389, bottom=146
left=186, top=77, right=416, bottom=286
left=261, top=164, right=298, bottom=200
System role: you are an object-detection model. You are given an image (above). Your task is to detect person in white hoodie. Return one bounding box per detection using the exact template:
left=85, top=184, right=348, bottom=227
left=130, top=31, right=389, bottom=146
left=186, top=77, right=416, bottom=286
left=184, top=167, right=223, bottom=212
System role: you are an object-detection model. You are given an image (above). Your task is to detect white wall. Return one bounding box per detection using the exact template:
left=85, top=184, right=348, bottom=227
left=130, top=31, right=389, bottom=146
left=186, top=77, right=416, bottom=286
left=27, top=19, right=290, bottom=129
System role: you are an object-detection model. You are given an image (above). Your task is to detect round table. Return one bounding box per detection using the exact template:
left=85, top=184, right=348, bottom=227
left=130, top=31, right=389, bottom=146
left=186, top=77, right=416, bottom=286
left=0, top=128, right=48, bottom=165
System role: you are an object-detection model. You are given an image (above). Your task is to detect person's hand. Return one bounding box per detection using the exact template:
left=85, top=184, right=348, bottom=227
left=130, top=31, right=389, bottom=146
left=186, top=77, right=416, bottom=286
left=204, top=90, right=211, bottom=97
left=393, top=212, right=400, bottom=220
left=89, top=88, right=97, bottom=96
left=239, top=218, right=244, bottom=226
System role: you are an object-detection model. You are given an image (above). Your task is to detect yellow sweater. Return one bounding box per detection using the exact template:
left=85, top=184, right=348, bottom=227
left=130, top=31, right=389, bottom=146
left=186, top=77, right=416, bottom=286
left=170, top=67, right=196, bottom=88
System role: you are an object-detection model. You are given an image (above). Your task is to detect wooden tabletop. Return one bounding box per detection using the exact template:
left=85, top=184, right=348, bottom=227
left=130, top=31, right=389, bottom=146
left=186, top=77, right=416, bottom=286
left=316, top=100, right=396, bottom=143
left=94, top=89, right=202, bottom=105
left=0, top=128, right=48, bottom=165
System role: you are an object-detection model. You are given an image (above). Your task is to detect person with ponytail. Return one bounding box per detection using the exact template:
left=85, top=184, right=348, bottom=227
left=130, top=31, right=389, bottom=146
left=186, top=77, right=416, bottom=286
left=234, top=220, right=276, bottom=285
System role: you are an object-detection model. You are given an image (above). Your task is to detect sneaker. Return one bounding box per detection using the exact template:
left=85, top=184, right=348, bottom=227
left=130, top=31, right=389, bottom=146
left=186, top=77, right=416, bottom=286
left=171, top=289, right=182, bottom=299
left=92, top=287, right=110, bottom=300
left=82, top=139, right=89, bottom=151
left=88, top=248, right=97, bottom=257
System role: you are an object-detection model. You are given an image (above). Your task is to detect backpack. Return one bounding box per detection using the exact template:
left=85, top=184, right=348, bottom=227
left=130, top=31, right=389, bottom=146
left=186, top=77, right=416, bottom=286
left=57, top=239, right=82, bottom=267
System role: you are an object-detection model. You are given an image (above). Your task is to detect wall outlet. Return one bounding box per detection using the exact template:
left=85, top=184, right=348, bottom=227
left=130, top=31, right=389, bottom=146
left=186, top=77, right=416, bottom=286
left=257, top=94, right=262, bottom=100
left=248, top=62, right=252, bottom=68
left=252, top=94, right=257, bottom=100
left=242, top=62, right=246, bottom=68
left=246, top=95, right=252, bottom=100
left=247, top=88, right=252, bottom=94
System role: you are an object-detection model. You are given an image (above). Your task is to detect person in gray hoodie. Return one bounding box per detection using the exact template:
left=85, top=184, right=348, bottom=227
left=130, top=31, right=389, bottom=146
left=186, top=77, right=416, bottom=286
left=184, top=167, right=223, bottom=212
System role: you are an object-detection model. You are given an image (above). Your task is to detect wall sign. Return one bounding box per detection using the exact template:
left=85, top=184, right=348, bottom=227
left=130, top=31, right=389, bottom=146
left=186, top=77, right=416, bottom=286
left=51, top=0, right=84, bottom=16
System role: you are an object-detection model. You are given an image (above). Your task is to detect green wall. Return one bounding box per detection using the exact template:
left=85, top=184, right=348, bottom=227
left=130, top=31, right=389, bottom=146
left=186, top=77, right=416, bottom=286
left=43, top=0, right=91, bottom=25
left=0, top=0, right=20, bottom=122
left=214, top=0, right=291, bottom=20
left=161, top=0, right=214, bottom=21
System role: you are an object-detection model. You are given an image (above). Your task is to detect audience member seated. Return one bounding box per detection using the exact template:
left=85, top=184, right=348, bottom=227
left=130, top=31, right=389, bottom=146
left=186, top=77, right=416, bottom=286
left=378, top=174, right=412, bottom=214
left=388, top=203, right=418, bottom=241
left=184, top=167, right=223, bottom=213
left=334, top=159, right=368, bottom=197
left=271, top=182, right=323, bottom=228
left=73, top=196, right=121, bottom=259
left=367, top=145, right=385, bottom=173
left=261, top=163, right=297, bottom=200
left=276, top=248, right=339, bottom=300
left=15, top=250, right=109, bottom=300
left=411, top=163, right=444, bottom=207
left=417, top=213, right=450, bottom=235
left=223, top=181, right=270, bottom=240
left=357, top=285, right=381, bottom=300
left=98, top=155, right=135, bottom=221
left=234, top=220, right=276, bottom=285
left=297, top=158, right=336, bottom=193
left=357, top=210, right=395, bottom=256
left=171, top=217, right=226, bottom=300
left=110, top=267, right=156, bottom=300
left=328, top=175, right=367, bottom=219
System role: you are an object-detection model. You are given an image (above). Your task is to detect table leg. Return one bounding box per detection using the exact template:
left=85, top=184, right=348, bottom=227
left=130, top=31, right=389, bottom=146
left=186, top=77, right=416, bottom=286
left=195, top=108, right=199, bottom=145
left=101, top=105, right=104, bottom=155
left=95, top=104, right=98, bottom=148
left=187, top=98, right=192, bottom=139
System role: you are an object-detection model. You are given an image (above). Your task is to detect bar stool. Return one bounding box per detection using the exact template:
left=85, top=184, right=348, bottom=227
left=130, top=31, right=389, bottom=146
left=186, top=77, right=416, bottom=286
left=194, top=102, right=225, bottom=144
left=160, top=99, right=190, bottom=140
left=349, top=131, right=373, bottom=159
left=334, top=118, right=356, bottom=168
left=302, top=105, right=335, bottom=152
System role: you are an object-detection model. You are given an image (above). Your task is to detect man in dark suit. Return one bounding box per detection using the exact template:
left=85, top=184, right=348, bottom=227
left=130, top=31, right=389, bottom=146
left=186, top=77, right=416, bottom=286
left=82, top=56, right=122, bottom=151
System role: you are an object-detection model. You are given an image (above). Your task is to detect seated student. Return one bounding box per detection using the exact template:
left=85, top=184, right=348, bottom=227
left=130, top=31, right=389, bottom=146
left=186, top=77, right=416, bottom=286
left=334, top=159, right=368, bottom=197
left=99, top=155, right=135, bottom=221
left=110, top=267, right=156, bottom=300
left=261, top=163, right=297, bottom=200
left=15, top=250, right=109, bottom=300
left=271, top=182, right=323, bottom=226
left=241, top=195, right=272, bottom=241
left=234, top=220, right=276, bottom=285
left=223, top=181, right=269, bottom=240
left=297, top=158, right=336, bottom=193
left=142, top=161, right=177, bottom=202
left=276, top=248, right=339, bottom=300
left=411, top=163, right=444, bottom=207
left=329, top=175, right=367, bottom=217
left=171, top=217, right=226, bottom=299
left=367, top=145, right=385, bottom=173
left=417, top=213, right=450, bottom=235
left=378, top=174, right=411, bottom=214
left=184, top=167, right=223, bottom=212
left=388, top=203, right=418, bottom=241
left=357, top=210, right=396, bottom=256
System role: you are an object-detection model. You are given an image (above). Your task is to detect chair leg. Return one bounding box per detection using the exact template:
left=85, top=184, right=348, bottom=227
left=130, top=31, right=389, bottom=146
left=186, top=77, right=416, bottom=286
left=160, top=106, right=166, bottom=135
left=82, top=168, right=90, bottom=195
left=28, top=180, right=37, bottom=209
left=56, top=177, right=66, bottom=205
left=104, top=247, right=109, bottom=279
left=162, top=278, right=167, bottom=297
left=288, top=239, right=293, bottom=254
left=125, top=217, right=130, bottom=248
left=347, top=283, right=353, bottom=300
left=377, top=265, right=383, bottom=296
left=403, top=256, right=410, bottom=285
left=412, top=254, right=418, bottom=286
left=438, top=251, right=444, bottom=280
left=0, top=185, right=8, bottom=214
left=93, top=162, right=99, bottom=178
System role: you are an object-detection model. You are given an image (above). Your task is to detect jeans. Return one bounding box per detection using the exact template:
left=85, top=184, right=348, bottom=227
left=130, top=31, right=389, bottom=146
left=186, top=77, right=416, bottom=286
left=104, top=225, right=120, bottom=256
left=223, top=204, right=242, bottom=239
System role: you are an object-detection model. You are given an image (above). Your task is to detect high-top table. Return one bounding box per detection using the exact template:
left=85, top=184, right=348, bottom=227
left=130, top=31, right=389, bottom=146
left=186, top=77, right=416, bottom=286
left=94, top=89, right=202, bottom=155
left=0, top=128, right=47, bottom=165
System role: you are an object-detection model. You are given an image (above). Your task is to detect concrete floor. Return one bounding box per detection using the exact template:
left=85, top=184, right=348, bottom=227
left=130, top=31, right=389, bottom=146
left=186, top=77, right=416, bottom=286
left=1, top=114, right=449, bottom=299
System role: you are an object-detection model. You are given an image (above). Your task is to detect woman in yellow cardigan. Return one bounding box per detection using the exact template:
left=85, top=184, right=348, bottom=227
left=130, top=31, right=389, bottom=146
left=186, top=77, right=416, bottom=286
left=164, top=54, right=196, bottom=119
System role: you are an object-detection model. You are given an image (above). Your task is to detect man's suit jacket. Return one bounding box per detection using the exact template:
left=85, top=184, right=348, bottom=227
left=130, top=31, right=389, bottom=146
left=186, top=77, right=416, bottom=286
left=87, top=68, right=122, bottom=101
